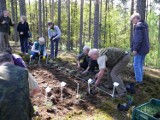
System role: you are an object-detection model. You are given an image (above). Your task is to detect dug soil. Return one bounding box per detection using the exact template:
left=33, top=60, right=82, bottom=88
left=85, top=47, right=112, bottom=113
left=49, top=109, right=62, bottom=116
left=27, top=52, right=160, bottom=120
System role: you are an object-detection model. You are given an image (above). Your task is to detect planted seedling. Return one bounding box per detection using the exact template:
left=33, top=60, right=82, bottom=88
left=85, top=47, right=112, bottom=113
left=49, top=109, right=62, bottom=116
left=45, top=86, right=52, bottom=107
left=88, top=78, right=94, bottom=94
left=60, top=82, right=66, bottom=101
left=111, top=82, right=119, bottom=97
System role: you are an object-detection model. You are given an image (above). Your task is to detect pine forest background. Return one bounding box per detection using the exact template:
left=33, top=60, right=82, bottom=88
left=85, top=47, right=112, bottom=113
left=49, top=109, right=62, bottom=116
left=0, top=0, right=160, bottom=68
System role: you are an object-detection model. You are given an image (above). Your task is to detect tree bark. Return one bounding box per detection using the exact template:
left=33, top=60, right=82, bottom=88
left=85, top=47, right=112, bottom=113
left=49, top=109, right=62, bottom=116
left=88, top=0, right=92, bottom=47
left=136, top=0, right=146, bottom=21
left=42, top=0, right=45, bottom=36
left=93, top=0, right=99, bottom=48
left=67, top=0, right=71, bottom=51
left=79, top=0, right=84, bottom=52
left=0, top=0, right=6, bottom=15
left=19, top=0, right=26, bottom=16
left=38, top=0, right=42, bottom=36
left=11, top=0, right=18, bottom=45
left=104, top=0, right=108, bottom=45
left=130, top=0, right=134, bottom=48
left=51, top=0, right=54, bottom=22
left=58, top=0, right=61, bottom=29
left=99, top=0, right=102, bottom=48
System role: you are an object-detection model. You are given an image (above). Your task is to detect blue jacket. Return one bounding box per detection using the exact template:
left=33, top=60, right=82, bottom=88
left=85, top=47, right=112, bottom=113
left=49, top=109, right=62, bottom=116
left=131, top=20, right=150, bottom=55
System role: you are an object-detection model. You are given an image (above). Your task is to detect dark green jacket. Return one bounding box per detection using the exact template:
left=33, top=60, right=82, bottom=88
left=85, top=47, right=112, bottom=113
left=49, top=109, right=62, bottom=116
left=0, top=64, right=34, bottom=120
left=0, top=16, right=14, bottom=33
left=99, top=47, right=126, bottom=68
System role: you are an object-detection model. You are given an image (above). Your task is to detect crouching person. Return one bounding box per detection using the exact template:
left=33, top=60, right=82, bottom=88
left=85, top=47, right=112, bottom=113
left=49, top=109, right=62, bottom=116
left=30, top=37, right=46, bottom=60
left=0, top=53, right=34, bottom=120
left=77, top=46, right=98, bottom=74
left=89, top=47, right=130, bottom=97
left=5, top=49, right=40, bottom=96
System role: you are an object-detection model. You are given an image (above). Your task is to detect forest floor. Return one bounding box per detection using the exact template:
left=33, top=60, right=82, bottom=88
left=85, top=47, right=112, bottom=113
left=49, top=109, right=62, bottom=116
left=17, top=51, right=160, bottom=120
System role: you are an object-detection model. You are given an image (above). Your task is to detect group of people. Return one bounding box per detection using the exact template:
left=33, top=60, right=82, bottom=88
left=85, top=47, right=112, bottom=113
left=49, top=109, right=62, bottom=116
left=0, top=9, right=150, bottom=119
left=0, top=10, right=62, bottom=62
left=77, top=13, right=150, bottom=97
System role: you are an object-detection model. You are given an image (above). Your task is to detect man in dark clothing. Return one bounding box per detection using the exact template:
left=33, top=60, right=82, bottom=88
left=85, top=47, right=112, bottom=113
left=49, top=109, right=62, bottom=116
left=77, top=46, right=98, bottom=73
left=0, top=53, right=34, bottom=120
left=0, top=10, right=14, bottom=52
left=17, top=15, right=30, bottom=54
left=130, top=13, right=150, bottom=84
left=89, top=47, right=130, bottom=97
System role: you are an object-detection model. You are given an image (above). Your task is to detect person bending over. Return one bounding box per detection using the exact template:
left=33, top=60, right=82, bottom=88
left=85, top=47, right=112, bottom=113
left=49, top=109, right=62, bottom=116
left=77, top=46, right=98, bottom=74
left=30, top=37, right=46, bottom=60
left=89, top=47, right=130, bottom=97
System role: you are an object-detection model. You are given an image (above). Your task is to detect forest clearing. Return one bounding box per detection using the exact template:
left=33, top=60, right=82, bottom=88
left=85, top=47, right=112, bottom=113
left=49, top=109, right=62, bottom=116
left=0, top=0, right=160, bottom=120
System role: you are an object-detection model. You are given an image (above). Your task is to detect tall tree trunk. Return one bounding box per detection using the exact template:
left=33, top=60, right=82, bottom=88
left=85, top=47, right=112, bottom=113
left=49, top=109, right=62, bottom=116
left=38, top=0, right=42, bottom=36
left=11, top=0, right=18, bottom=45
left=104, top=0, right=108, bottom=45
left=19, top=0, right=26, bottom=16
left=67, top=0, right=71, bottom=51
left=130, top=0, right=134, bottom=48
left=0, top=0, right=6, bottom=15
left=145, top=0, right=148, bottom=21
left=58, top=0, right=61, bottom=29
left=51, top=0, right=54, bottom=22
left=158, top=14, right=160, bottom=66
left=99, top=0, right=102, bottom=48
left=93, top=0, right=99, bottom=48
left=108, top=1, right=111, bottom=44
left=79, top=0, right=84, bottom=52
left=42, top=0, right=45, bottom=36
left=88, top=0, right=92, bottom=47
left=34, top=0, right=38, bottom=40
left=136, top=0, right=146, bottom=21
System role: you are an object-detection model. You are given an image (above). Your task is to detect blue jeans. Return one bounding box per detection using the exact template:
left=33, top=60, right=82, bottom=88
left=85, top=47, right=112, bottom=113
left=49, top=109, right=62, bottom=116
left=50, top=38, right=60, bottom=58
left=133, top=54, right=146, bottom=82
left=20, top=37, right=28, bottom=53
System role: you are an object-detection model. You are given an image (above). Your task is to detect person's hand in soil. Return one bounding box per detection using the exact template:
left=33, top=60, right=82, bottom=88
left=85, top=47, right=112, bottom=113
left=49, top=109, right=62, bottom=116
left=95, top=69, right=105, bottom=86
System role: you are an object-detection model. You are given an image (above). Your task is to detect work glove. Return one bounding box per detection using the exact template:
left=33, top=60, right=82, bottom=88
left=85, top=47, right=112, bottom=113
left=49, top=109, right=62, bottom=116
left=42, top=56, right=46, bottom=60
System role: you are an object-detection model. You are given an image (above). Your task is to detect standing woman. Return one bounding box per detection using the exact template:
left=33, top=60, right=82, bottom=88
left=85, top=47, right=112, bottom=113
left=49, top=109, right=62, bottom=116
left=48, top=22, right=61, bottom=60
left=17, top=15, right=30, bottom=54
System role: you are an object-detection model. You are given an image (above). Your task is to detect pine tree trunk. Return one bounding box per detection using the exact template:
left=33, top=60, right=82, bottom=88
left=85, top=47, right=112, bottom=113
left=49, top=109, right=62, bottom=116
left=19, top=0, right=26, bottom=16
left=67, top=0, right=71, bottom=51
left=130, top=0, right=134, bottom=48
left=11, top=0, right=18, bottom=45
left=93, top=0, right=99, bottom=48
left=38, top=0, right=42, bottom=36
left=79, top=0, right=84, bottom=52
left=136, top=0, right=146, bottom=21
left=104, top=0, right=108, bottom=45
left=88, top=0, right=92, bottom=47
left=158, top=14, right=160, bottom=66
left=58, top=0, right=61, bottom=29
left=42, top=0, right=45, bottom=36
left=51, top=0, right=54, bottom=22
left=0, top=0, right=6, bottom=15
left=99, top=0, right=102, bottom=48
